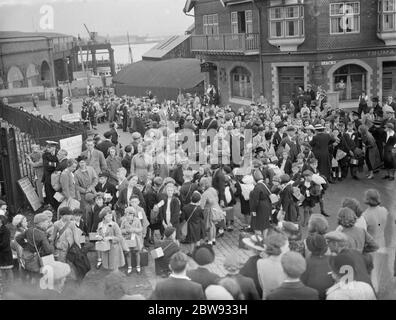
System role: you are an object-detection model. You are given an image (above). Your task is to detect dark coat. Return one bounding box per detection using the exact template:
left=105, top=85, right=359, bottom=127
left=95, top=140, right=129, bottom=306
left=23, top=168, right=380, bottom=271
left=87, top=204, right=105, bottom=233
left=212, top=168, right=226, bottom=204
left=116, top=187, right=146, bottom=216
left=42, top=151, right=58, bottom=183
left=280, top=136, right=300, bottom=163
left=109, top=128, right=118, bottom=146
left=240, top=255, right=262, bottom=297
left=298, top=180, right=321, bottom=208
left=310, top=132, right=336, bottom=179
left=96, top=140, right=114, bottom=158
left=121, top=154, right=132, bottom=176
left=144, top=186, right=162, bottom=229
left=179, top=181, right=199, bottom=206
left=336, top=249, right=373, bottom=287
left=150, top=277, right=205, bottom=300
left=266, top=281, right=319, bottom=300
left=0, top=225, right=13, bottom=267
left=55, top=158, right=68, bottom=172
left=95, top=181, right=117, bottom=207
left=383, top=133, right=396, bottom=169
left=227, top=273, right=260, bottom=300
left=279, top=184, right=298, bottom=223
left=187, top=267, right=220, bottom=291
left=249, top=181, right=271, bottom=232
left=16, top=227, right=54, bottom=257
left=154, top=239, right=180, bottom=276
left=158, top=195, right=181, bottom=227
left=300, top=255, right=334, bottom=300
left=234, top=180, right=250, bottom=216
left=181, top=203, right=205, bottom=243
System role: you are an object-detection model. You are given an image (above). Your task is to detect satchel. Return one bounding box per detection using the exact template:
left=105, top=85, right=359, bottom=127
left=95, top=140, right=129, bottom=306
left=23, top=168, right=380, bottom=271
left=22, top=249, right=41, bottom=273
left=95, top=240, right=110, bottom=252
left=181, top=206, right=198, bottom=240
left=150, top=242, right=173, bottom=260
left=211, top=207, right=226, bottom=223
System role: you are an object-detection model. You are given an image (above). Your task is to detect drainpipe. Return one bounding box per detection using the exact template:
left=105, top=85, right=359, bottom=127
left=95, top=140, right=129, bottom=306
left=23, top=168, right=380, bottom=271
left=253, top=0, right=264, bottom=97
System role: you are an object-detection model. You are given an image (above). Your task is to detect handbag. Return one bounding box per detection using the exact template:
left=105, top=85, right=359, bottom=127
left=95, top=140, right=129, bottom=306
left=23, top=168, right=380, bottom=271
left=95, top=240, right=110, bottom=252
left=150, top=242, right=173, bottom=260
left=211, top=207, right=226, bottom=223
left=331, top=158, right=339, bottom=168
left=181, top=206, right=198, bottom=240
left=32, top=228, right=55, bottom=270
left=335, top=149, right=347, bottom=161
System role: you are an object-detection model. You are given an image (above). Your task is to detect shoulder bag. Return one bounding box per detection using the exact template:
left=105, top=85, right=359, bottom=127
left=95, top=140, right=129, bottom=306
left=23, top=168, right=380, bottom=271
left=181, top=206, right=198, bottom=240
left=33, top=228, right=55, bottom=269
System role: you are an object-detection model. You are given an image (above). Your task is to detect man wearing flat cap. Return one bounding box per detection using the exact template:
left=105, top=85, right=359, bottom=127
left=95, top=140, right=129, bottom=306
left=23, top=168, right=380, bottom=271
left=42, top=141, right=60, bottom=209
left=26, top=144, right=44, bottom=204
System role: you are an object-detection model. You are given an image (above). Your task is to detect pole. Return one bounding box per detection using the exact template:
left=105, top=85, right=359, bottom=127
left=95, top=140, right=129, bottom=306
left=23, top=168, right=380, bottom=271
left=127, top=32, right=133, bottom=64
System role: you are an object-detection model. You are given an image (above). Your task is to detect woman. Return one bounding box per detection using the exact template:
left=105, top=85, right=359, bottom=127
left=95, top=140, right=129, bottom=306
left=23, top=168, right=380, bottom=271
left=96, top=209, right=125, bottom=271
left=120, top=205, right=144, bottom=275
left=249, top=170, right=272, bottom=235
left=304, top=214, right=329, bottom=258
left=340, top=198, right=367, bottom=230
left=200, top=177, right=224, bottom=245
left=0, top=215, right=13, bottom=296
left=106, top=146, right=122, bottom=186
left=336, top=207, right=378, bottom=254
left=382, top=123, right=396, bottom=181
left=181, top=191, right=205, bottom=255
left=11, top=215, right=28, bottom=278
left=159, top=183, right=181, bottom=239
left=362, top=189, right=394, bottom=295
left=257, top=231, right=289, bottom=299
left=131, top=143, right=153, bottom=184
left=301, top=234, right=334, bottom=300
left=234, top=174, right=255, bottom=231
left=358, top=125, right=381, bottom=179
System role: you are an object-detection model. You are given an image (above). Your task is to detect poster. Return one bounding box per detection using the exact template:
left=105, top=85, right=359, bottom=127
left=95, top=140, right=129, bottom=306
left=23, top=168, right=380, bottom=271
left=60, top=135, right=83, bottom=160
left=17, top=177, right=41, bottom=211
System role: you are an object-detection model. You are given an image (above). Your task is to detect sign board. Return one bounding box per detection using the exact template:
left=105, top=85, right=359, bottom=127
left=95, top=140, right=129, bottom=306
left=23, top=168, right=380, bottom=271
left=61, top=113, right=81, bottom=123
left=17, top=177, right=42, bottom=211
left=321, top=61, right=336, bottom=66
left=201, top=62, right=217, bottom=73
left=60, top=135, right=83, bottom=159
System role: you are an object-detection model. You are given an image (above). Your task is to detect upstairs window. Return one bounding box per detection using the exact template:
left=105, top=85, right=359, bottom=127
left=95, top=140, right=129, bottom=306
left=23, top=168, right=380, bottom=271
left=231, top=10, right=253, bottom=35
left=330, top=2, right=360, bottom=34
left=378, top=0, right=396, bottom=32
left=203, top=14, right=219, bottom=35
left=269, top=5, right=304, bottom=38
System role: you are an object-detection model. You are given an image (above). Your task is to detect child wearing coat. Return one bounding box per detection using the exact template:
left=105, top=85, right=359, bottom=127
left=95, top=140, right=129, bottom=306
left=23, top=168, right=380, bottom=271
left=298, top=170, right=321, bottom=227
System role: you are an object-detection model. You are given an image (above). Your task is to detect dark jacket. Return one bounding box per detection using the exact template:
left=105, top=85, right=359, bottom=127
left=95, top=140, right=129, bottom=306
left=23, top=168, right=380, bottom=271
left=154, top=239, right=180, bottom=276
left=150, top=277, right=205, bottom=300
left=227, top=273, right=260, bottom=300
left=0, top=225, right=13, bottom=267
left=116, top=187, right=146, bottom=216
left=239, top=255, right=262, bottom=297
left=16, top=227, right=54, bottom=257
left=95, top=181, right=117, bottom=206
left=159, top=195, right=181, bottom=226
left=187, top=267, right=220, bottom=291
left=212, top=168, right=226, bottom=204
left=179, top=181, right=199, bottom=206
left=266, top=281, right=319, bottom=300
left=96, top=140, right=114, bottom=158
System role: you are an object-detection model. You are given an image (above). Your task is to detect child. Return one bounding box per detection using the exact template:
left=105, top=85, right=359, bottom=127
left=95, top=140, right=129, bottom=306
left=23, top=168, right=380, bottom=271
left=88, top=195, right=106, bottom=233
left=298, top=170, right=321, bottom=227
left=0, top=215, right=13, bottom=297
left=120, top=205, right=144, bottom=275
left=223, top=166, right=237, bottom=232
left=278, top=174, right=299, bottom=223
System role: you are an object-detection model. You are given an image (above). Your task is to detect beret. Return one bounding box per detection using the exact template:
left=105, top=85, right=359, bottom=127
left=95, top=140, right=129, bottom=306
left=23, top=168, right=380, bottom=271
left=324, top=230, right=348, bottom=242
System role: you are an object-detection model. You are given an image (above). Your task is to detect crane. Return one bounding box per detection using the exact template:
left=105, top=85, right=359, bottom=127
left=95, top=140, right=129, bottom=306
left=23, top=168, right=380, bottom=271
left=84, top=23, right=97, bottom=42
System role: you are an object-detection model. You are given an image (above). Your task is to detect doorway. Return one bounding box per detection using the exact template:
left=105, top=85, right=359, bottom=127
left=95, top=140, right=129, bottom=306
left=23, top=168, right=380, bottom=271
left=278, top=66, right=304, bottom=106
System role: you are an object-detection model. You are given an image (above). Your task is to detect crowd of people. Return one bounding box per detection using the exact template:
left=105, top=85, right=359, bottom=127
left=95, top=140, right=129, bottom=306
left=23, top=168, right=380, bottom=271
left=0, top=85, right=396, bottom=300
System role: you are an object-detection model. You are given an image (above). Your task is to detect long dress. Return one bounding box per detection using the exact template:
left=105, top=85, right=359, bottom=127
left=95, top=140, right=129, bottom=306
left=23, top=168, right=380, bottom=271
left=249, top=181, right=271, bottom=232
left=181, top=203, right=205, bottom=243
left=97, top=221, right=125, bottom=270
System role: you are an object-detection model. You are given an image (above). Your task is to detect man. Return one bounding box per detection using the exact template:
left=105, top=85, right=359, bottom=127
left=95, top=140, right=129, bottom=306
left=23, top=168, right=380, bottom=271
left=310, top=124, right=336, bottom=181
left=202, top=109, right=218, bottom=131
left=81, top=139, right=107, bottom=175
left=280, top=126, right=300, bottom=163
left=187, top=245, right=221, bottom=291
left=387, top=96, right=396, bottom=113
left=337, top=122, right=358, bottom=180
left=55, top=149, right=68, bottom=172
left=96, top=132, right=115, bottom=158
left=109, top=122, right=119, bottom=146
left=74, top=155, right=98, bottom=210
left=116, top=167, right=129, bottom=194
left=325, top=231, right=374, bottom=287
left=42, top=141, right=59, bottom=209
left=212, top=165, right=226, bottom=207
left=95, top=171, right=117, bottom=207
left=150, top=251, right=205, bottom=300
left=179, top=170, right=199, bottom=206
left=26, top=144, right=44, bottom=203
left=267, top=252, right=319, bottom=300
left=121, top=145, right=133, bottom=176
left=60, top=159, right=79, bottom=203
left=273, top=122, right=286, bottom=152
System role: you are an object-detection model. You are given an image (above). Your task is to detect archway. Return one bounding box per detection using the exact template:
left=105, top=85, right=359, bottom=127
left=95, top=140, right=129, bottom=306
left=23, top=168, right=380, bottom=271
left=333, top=64, right=367, bottom=101
left=7, top=66, right=24, bottom=89
left=40, top=61, right=51, bottom=87
left=26, top=64, right=40, bottom=87
left=230, top=66, right=252, bottom=99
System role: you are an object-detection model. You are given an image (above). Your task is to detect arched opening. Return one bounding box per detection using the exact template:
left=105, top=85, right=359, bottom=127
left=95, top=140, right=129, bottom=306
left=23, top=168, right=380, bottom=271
left=40, top=61, right=51, bottom=87
left=7, top=66, right=24, bottom=89
left=333, top=64, right=367, bottom=101
left=230, top=66, right=252, bottom=99
left=26, top=64, right=40, bottom=87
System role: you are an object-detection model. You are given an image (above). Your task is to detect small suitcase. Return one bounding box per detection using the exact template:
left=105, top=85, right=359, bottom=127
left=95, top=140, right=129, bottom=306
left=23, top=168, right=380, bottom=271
left=131, top=249, right=149, bottom=267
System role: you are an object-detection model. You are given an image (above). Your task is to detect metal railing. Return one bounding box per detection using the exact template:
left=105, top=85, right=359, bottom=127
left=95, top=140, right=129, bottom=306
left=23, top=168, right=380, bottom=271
left=191, top=33, right=260, bottom=53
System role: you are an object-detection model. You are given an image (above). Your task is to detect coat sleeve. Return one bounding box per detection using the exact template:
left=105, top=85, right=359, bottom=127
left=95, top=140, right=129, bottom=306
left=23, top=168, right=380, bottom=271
left=60, top=172, right=71, bottom=199
left=99, top=151, right=108, bottom=173
left=249, top=188, right=258, bottom=213
left=0, top=227, right=10, bottom=250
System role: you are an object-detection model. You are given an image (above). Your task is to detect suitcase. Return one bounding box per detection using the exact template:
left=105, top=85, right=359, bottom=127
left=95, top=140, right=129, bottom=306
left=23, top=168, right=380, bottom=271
left=131, top=249, right=149, bottom=267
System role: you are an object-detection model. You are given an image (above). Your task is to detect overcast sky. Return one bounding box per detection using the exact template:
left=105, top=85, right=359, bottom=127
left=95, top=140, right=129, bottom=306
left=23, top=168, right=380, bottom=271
left=0, top=0, right=193, bottom=37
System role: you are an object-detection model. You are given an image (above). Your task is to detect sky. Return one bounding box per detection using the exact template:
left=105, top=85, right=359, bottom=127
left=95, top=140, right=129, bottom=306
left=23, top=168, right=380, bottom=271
left=0, top=0, right=194, bottom=37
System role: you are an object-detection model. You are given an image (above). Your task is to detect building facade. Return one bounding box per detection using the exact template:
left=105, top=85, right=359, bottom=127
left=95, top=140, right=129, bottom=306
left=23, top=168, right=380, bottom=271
left=185, top=0, right=396, bottom=108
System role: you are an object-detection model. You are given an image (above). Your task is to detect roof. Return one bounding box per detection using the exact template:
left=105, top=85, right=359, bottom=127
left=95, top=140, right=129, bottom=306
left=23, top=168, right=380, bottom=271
left=142, top=34, right=190, bottom=60
left=184, top=0, right=254, bottom=13
left=0, top=31, right=73, bottom=40
left=112, top=58, right=204, bottom=90
left=222, top=0, right=253, bottom=5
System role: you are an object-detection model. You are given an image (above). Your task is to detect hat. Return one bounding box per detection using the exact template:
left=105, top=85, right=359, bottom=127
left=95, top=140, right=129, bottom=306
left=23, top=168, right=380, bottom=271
left=12, top=214, right=25, bottom=226
left=385, top=122, right=394, bottom=130
left=51, top=261, right=71, bottom=280
left=383, top=105, right=395, bottom=113
left=280, top=221, right=299, bottom=234
left=163, top=177, right=176, bottom=187
left=58, top=207, right=73, bottom=217
left=276, top=122, right=286, bottom=129
left=305, top=125, right=315, bottom=131
left=34, top=213, right=49, bottom=224
left=152, top=107, right=159, bottom=113
left=153, top=176, right=163, bottom=187
left=46, top=140, right=58, bottom=146
left=191, top=191, right=201, bottom=203
left=98, top=206, right=112, bottom=220
left=192, top=244, right=215, bottom=266
left=164, top=226, right=176, bottom=238
left=77, top=155, right=87, bottom=163
left=314, top=124, right=325, bottom=130
left=131, top=132, right=142, bottom=140
left=324, top=230, right=349, bottom=243
left=306, top=234, right=328, bottom=256
left=104, top=131, right=112, bottom=139
left=242, top=235, right=265, bottom=251
left=99, top=171, right=110, bottom=178
left=372, top=96, right=379, bottom=102
left=255, top=147, right=265, bottom=154
left=373, top=120, right=383, bottom=126
left=223, top=254, right=244, bottom=274
left=124, top=145, right=132, bottom=153
left=352, top=111, right=360, bottom=117
left=280, top=174, right=290, bottom=184
left=303, top=170, right=313, bottom=177
left=205, top=285, right=234, bottom=300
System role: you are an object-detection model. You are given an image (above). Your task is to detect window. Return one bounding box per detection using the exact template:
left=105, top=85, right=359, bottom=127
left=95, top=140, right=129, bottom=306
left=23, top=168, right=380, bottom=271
left=330, top=2, right=360, bottom=34
left=203, top=14, right=219, bottom=35
left=231, top=66, right=252, bottom=99
left=231, top=12, right=238, bottom=34
left=231, top=10, right=253, bottom=35
left=333, top=64, right=367, bottom=101
left=378, top=0, right=396, bottom=32
left=269, top=5, right=304, bottom=38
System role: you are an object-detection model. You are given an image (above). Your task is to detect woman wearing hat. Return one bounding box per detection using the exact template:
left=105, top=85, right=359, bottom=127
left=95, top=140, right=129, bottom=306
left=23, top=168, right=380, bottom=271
left=382, top=122, right=396, bottom=180
left=106, top=146, right=122, bottom=186
left=358, top=125, right=381, bottom=179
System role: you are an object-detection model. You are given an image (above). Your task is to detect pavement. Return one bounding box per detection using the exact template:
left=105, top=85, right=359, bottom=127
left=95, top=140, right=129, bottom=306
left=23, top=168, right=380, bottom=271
left=8, top=98, right=396, bottom=299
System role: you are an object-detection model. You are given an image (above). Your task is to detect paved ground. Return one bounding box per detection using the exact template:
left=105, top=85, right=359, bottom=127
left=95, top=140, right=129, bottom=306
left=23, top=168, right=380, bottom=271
left=8, top=98, right=396, bottom=299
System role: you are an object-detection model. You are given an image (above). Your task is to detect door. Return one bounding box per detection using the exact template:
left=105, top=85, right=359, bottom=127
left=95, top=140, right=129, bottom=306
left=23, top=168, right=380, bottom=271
left=383, top=61, right=396, bottom=100
left=278, top=67, right=304, bottom=106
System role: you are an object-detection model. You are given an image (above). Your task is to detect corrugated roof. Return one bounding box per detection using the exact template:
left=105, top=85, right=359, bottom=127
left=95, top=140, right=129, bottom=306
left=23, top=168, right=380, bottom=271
left=142, top=34, right=190, bottom=60
left=0, top=31, right=73, bottom=40
left=112, top=58, right=204, bottom=90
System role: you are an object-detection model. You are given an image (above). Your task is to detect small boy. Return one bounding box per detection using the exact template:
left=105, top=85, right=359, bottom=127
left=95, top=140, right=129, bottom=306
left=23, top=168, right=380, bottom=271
left=298, top=170, right=321, bottom=227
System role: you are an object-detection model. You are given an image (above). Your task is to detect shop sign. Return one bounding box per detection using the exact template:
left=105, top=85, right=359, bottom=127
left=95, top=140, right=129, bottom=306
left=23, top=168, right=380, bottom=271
left=321, top=61, right=337, bottom=66
left=367, top=49, right=396, bottom=57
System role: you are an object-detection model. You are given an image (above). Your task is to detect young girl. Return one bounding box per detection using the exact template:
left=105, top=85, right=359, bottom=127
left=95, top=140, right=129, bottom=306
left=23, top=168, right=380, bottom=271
left=120, top=203, right=144, bottom=275
left=298, top=170, right=321, bottom=227
left=96, top=208, right=125, bottom=271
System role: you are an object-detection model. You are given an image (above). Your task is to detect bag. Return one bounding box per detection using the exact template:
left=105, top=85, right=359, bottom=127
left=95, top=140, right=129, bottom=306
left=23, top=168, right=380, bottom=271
left=66, top=243, right=91, bottom=281
left=95, top=240, right=110, bottom=252
left=125, top=234, right=137, bottom=248
left=211, top=207, right=226, bottom=223
left=150, top=242, right=173, bottom=260
left=131, top=249, right=149, bottom=267
left=51, top=171, right=62, bottom=191
left=22, top=250, right=41, bottom=273
left=336, top=149, right=347, bottom=161
left=181, top=206, right=198, bottom=240
left=350, top=158, right=359, bottom=165
left=331, top=158, right=339, bottom=168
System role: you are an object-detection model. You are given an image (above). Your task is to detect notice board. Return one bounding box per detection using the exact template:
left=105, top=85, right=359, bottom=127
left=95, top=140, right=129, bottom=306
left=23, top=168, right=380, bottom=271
left=17, top=177, right=42, bottom=211
left=60, top=135, right=83, bottom=160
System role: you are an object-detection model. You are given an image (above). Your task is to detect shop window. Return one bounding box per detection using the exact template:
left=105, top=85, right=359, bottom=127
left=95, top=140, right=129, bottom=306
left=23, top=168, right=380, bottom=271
left=378, top=0, right=396, bottom=32
left=269, top=4, right=304, bottom=38
left=334, top=64, right=367, bottom=101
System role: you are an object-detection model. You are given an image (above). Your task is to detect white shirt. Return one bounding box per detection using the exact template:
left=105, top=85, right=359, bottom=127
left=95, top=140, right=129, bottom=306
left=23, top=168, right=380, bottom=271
left=386, top=131, right=394, bottom=143
left=166, top=197, right=172, bottom=224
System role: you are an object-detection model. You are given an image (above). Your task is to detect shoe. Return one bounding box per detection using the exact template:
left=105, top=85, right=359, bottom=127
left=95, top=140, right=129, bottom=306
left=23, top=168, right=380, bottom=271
left=127, top=267, right=132, bottom=275
left=212, top=241, right=216, bottom=246
left=96, top=260, right=102, bottom=269
left=367, top=175, right=374, bottom=180
left=136, top=266, right=141, bottom=274
left=321, top=212, right=330, bottom=217
left=382, top=175, right=390, bottom=180
left=373, top=170, right=380, bottom=174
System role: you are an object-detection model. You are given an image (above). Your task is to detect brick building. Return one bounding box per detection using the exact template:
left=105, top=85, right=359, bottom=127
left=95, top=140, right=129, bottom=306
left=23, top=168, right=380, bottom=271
left=184, top=0, right=396, bottom=108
